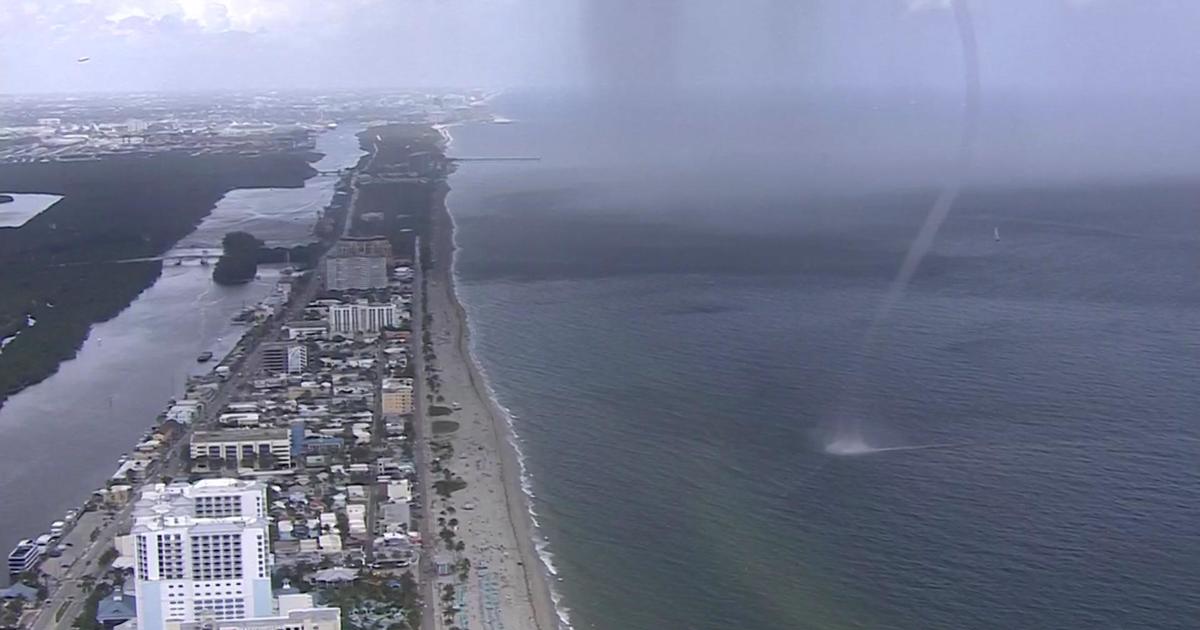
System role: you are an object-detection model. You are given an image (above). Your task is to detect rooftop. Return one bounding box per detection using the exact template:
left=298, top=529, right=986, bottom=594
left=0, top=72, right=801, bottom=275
left=193, top=427, right=289, bottom=442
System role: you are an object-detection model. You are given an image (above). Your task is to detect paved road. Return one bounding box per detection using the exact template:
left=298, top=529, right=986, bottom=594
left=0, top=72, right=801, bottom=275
left=29, top=144, right=376, bottom=629
left=28, top=190, right=346, bottom=630
left=29, top=503, right=132, bottom=630
left=411, top=236, right=438, bottom=630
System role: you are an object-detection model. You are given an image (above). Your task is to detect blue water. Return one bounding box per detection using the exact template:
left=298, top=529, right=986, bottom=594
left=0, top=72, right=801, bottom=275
left=446, top=93, right=1200, bottom=629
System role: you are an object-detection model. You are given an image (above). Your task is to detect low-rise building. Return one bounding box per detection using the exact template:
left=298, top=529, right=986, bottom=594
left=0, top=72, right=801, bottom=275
left=381, top=377, right=414, bottom=415
left=7, top=539, right=40, bottom=578
left=283, top=322, right=328, bottom=341
left=166, top=593, right=340, bottom=630
left=166, top=400, right=203, bottom=424
left=191, top=428, right=292, bottom=470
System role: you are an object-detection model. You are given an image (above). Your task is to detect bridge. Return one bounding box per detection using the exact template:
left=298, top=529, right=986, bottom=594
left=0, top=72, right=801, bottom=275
left=50, top=252, right=218, bottom=268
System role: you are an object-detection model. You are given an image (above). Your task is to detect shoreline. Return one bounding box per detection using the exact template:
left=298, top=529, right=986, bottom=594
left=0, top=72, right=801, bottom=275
left=426, top=155, right=563, bottom=629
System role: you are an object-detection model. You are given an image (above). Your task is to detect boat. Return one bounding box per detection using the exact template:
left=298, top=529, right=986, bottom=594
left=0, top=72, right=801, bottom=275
left=197, top=351, right=214, bottom=363
left=994, top=227, right=1001, bottom=242
left=326, top=122, right=338, bottom=130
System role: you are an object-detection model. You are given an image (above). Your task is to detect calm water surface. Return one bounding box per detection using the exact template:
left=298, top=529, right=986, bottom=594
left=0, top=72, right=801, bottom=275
left=0, top=127, right=364, bottom=560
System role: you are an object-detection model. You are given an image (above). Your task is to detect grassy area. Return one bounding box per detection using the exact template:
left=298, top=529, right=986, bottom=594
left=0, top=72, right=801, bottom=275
left=431, top=420, right=460, bottom=435
left=433, top=477, right=467, bottom=499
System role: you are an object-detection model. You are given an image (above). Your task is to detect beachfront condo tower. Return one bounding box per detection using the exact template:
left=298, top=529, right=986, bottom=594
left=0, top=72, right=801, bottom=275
left=132, top=479, right=273, bottom=629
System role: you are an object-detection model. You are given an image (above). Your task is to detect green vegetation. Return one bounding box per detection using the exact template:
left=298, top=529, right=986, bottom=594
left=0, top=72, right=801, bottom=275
left=428, top=405, right=453, bottom=417
left=70, top=581, right=112, bottom=630
left=213, top=230, right=325, bottom=286
left=0, top=153, right=314, bottom=406
left=212, top=231, right=263, bottom=285
left=97, top=546, right=118, bottom=567
left=0, top=599, right=25, bottom=628
left=350, top=125, right=444, bottom=260
left=320, top=572, right=420, bottom=630
left=431, top=420, right=460, bottom=435
left=433, top=468, right=467, bottom=498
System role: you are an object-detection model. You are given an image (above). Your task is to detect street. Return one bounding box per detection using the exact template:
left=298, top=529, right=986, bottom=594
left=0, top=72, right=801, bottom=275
left=26, top=179, right=347, bottom=629
left=410, top=236, right=438, bottom=630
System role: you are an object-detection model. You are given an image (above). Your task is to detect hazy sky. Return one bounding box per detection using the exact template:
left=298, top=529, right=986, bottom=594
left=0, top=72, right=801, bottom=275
left=4, top=1, right=1200, bottom=96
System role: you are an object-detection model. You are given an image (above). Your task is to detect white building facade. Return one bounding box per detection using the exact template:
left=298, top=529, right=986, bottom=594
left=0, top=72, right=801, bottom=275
left=166, top=593, right=341, bottom=630
left=190, top=429, right=292, bottom=470
left=133, top=480, right=274, bottom=630
left=328, top=303, right=397, bottom=335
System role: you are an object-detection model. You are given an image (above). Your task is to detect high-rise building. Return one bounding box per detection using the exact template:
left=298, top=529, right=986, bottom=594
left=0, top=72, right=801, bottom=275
left=132, top=480, right=273, bottom=630
left=328, top=303, right=397, bottom=335
left=260, top=342, right=307, bottom=375
left=325, top=255, right=388, bottom=291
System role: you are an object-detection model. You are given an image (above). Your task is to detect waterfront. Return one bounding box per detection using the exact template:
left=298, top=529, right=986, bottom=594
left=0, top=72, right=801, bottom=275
left=0, top=126, right=365, bottom=561
left=445, top=94, right=1200, bottom=629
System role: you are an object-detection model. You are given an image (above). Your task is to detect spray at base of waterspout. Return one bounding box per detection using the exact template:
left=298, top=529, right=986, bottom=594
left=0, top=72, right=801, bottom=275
left=824, top=438, right=978, bottom=456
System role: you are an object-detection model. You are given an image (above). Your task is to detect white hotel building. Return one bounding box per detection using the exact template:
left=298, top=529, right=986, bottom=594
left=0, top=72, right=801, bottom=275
left=133, top=479, right=274, bottom=630
left=328, top=302, right=397, bottom=335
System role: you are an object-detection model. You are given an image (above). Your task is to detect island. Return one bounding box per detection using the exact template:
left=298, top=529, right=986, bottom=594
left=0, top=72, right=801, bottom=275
left=212, top=231, right=264, bottom=285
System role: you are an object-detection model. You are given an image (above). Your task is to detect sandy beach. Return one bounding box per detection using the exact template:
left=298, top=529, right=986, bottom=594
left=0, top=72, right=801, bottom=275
left=420, top=192, right=560, bottom=630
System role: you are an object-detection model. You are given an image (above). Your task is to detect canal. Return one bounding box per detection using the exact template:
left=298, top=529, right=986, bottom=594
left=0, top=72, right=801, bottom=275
left=0, top=126, right=365, bottom=563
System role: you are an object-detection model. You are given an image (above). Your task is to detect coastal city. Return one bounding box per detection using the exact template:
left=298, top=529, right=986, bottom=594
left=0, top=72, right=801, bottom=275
left=7, top=3, right=1200, bottom=630
left=0, top=93, right=555, bottom=630
left=0, top=91, right=495, bottom=165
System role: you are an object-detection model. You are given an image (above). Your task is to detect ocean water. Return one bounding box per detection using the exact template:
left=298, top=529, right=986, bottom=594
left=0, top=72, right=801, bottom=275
left=446, top=92, right=1200, bottom=629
